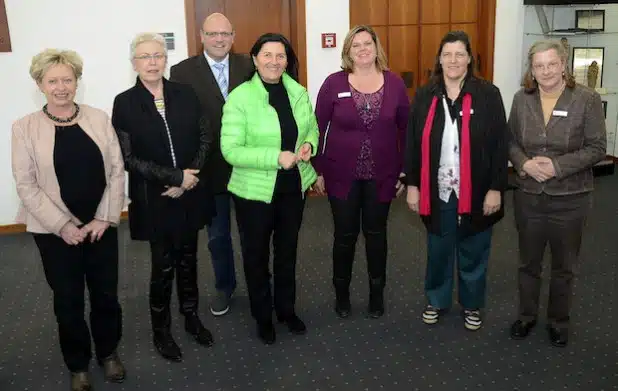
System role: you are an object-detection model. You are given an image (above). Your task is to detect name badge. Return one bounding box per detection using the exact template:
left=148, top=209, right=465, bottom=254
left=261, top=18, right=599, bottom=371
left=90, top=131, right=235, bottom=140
left=459, top=109, right=474, bottom=116
left=553, top=110, right=568, bottom=117
left=337, top=92, right=352, bottom=98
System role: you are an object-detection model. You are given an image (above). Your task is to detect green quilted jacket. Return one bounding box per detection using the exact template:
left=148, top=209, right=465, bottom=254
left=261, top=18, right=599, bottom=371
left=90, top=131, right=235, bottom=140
left=220, top=72, right=319, bottom=203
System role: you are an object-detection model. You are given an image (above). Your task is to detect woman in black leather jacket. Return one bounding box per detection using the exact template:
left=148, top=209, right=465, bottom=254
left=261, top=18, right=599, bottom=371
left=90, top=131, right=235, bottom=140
left=112, top=33, right=216, bottom=362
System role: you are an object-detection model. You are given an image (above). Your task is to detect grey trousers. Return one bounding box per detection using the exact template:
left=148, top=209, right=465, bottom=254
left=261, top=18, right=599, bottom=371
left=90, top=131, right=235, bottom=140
left=513, top=190, right=591, bottom=329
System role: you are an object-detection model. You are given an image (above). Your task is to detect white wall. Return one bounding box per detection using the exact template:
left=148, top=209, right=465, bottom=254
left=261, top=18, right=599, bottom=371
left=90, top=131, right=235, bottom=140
left=493, top=0, right=526, bottom=115
left=305, top=0, right=350, bottom=106
left=0, top=0, right=523, bottom=226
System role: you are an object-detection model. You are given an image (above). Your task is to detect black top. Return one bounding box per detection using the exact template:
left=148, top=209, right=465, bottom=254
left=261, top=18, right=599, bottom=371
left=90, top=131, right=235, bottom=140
left=263, top=79, right=301, bottom=194
left=53, top=124, right=106, bottom=224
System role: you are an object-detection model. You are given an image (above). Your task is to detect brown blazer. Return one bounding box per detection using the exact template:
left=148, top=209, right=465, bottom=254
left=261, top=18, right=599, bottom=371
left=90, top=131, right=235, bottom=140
left=11, top=105, right=126, bottom=235
left=508, top=84, right=606, bottom=195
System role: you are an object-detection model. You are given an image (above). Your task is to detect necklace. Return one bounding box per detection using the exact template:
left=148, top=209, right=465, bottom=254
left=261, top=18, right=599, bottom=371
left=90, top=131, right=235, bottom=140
left=43, top=103, right=80, bottom=123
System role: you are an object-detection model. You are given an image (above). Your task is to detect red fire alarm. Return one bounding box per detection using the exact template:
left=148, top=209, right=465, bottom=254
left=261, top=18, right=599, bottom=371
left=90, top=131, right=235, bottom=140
left=321, top=33, right=336, bottom=48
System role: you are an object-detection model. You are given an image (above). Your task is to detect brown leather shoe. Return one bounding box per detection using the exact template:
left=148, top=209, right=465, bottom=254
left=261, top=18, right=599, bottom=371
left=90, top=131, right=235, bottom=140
left=70, top=372, right=91, bottom=391
left=98, top=352, right=126, bottom=383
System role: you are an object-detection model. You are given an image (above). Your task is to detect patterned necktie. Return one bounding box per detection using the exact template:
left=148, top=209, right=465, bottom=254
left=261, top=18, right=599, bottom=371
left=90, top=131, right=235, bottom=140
left=213, top=62, right=228, bottom=99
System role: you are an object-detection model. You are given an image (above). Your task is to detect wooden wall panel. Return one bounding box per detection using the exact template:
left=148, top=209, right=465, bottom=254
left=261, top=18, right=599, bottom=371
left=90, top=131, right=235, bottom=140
left=349, top=0, right=388, bottom=26
left=420, top=0, right=450, bottom=24
left=225, top=0, right=289, bottom=54
left=420, top=24, right=450, bottom=84
left=372, top=26, right=389, bottom=58
left=477, top=0, right=496, bottom=80
left=0, top=0, right=12, bottom=52
left=388, top=0, right=419, bottom=26
left=388, top=26, right=419, bottom=95
left=451, top=0, right=478, bottom=23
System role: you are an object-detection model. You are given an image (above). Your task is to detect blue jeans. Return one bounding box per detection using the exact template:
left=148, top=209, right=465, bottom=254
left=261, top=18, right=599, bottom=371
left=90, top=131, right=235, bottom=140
left=207, top=193, right=237, bottom=297
left=425, top=194, right=492, bottom=310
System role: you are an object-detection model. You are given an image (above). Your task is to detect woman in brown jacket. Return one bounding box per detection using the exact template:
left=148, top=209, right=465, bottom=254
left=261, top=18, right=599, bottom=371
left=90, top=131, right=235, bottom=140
left=508, top=40, right=606, bottom=347
left=11, top=49, right=126, bottom=391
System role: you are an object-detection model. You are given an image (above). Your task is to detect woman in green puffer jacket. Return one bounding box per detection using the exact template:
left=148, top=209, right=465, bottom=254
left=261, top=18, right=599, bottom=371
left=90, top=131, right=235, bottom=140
left=220, top=32, right=318, bottom=345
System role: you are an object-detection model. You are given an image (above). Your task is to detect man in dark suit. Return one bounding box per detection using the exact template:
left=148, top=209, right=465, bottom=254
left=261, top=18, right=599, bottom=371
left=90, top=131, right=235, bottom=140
left=170, top=13, right=254, bottom=316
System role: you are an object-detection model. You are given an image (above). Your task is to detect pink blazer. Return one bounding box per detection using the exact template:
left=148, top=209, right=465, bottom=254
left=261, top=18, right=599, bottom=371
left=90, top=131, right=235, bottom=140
left=11, top=104, right=126, bottom=235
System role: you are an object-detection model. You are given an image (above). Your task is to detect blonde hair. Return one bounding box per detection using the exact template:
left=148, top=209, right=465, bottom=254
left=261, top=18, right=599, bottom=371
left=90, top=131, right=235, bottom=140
left=341, top=25, right=388, bottom=73
left=522, top=39, right=576, bottom=92
left=130, top=32, right=167, bottom=59
left=29, top=49, right=83, bottom=84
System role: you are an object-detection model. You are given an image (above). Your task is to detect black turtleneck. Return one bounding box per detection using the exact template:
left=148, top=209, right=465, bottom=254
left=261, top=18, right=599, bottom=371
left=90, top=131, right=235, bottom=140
left=263, top=78, right=301, bottom=193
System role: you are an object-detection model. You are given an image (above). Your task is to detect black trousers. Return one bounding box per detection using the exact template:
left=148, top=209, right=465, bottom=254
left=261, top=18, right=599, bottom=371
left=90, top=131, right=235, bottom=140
left=328, top=180, right=391, bottom=288
left=149, top=230, right=199, bottom=331
left=514, top=190, right=590, bottom=329
left=234, top=191, right=305, bottom=325
left=33, top=228, right=121, bottom=373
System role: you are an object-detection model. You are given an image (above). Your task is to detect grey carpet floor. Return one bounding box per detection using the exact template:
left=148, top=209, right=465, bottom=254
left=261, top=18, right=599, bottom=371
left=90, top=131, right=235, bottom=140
left=0, top=176, right=617, bottom=391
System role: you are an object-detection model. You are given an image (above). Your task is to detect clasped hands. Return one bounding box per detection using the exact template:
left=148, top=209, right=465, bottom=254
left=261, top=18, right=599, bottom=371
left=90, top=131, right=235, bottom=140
left=522, top=156, right=556, bottom=183
left=161, top=168, right=201, bottom=199
left=278, top=142, right=312, bottom=170
left=59, top=219, right=111, bottom=245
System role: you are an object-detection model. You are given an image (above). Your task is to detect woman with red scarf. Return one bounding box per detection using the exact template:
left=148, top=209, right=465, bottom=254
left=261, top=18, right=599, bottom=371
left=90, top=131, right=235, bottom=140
left=404, top=31, right=508, bottom=331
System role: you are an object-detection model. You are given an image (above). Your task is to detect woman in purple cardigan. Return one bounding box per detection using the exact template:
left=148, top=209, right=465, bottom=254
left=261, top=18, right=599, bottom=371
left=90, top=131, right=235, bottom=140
left=313, top=25, right=409, bottom=319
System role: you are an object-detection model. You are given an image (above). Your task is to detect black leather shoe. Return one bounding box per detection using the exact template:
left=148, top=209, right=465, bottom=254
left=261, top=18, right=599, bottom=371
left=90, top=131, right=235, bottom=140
left=547, top=325, right=568, bottom=347
left=70, top=372, right=92, bottom=391
left=153, top=331, right=182, bottom=362
left=184, top=313, right=214, bottom=347
left=97, top=351, right=126, bottom=383
left=257, top=322, right=276, bottom=345
left=510, top=320, right=537, bottom=340
left=277, top=314, right=307, bottom=335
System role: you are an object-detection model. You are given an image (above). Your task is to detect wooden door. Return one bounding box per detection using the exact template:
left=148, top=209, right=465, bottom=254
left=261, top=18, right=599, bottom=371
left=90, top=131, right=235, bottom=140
left=184, top=0, right=307, bottom=86
left=350, top=0, right=496, bottom=97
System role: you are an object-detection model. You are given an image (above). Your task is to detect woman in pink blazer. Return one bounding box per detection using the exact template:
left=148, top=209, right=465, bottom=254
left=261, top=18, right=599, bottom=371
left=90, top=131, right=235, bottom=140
left=11, top=49, right=126, bottom=391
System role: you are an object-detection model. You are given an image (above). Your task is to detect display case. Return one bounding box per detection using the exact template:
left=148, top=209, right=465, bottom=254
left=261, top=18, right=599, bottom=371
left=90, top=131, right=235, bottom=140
left=523, top=3, right=618, bottom=168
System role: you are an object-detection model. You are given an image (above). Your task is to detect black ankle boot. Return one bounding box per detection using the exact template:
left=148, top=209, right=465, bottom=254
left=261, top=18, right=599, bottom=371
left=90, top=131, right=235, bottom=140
left=257, top=322, right=276, bottom=345
left=153, top=330, right=182, bottom=362
left=333, top=277, right=351, bottom=318
left=277, top=313, right=307, bottom=335
left=184, top=313, right=214, bottom=347
left=368, top=277, right=385, bottom=318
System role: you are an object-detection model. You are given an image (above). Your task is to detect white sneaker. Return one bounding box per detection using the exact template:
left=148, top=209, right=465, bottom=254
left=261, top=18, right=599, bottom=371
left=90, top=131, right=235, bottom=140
left=422, top=305, right=440, bottom=325
left=463, top=309, right=482, bottom=331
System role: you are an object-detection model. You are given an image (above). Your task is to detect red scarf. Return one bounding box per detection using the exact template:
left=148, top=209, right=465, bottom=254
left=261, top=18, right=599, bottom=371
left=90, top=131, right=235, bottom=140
left=420, top=93, right=472, bottom=216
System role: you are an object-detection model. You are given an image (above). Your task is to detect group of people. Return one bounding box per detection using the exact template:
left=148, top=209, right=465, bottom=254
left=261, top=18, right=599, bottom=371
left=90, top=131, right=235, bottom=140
left=10, top=11, right=606, bottom=391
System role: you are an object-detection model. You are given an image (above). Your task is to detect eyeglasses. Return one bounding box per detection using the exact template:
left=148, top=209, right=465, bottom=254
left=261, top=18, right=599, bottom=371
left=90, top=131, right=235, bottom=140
left=203, top=31, right=234, bottom=38
left=532, top=62, right=561, bottom=72
left=134, top=53, right=166, bottom=61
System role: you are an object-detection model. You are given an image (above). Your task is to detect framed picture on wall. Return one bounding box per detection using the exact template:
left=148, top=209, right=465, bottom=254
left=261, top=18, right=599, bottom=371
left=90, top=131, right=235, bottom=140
left=602, top=100, right=607, bottom=118
left=572, top=47, right=604, bottom=88
left=575, top=10, right=605, bottom=31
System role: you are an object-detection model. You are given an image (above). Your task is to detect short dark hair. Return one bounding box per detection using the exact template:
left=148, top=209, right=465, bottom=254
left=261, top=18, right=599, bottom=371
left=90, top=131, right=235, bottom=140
left=430, top=30, right=475, bottom=85
left=249, top=33, right=299, bottom=82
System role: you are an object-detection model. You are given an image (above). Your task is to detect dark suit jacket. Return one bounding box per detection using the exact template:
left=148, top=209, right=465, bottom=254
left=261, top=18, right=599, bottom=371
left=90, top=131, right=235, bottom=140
left=112, top=77, right=215, bottom=241
left=405, top=76, right=509, bottom=236
left=170, top=53, right=254, bottom=194
left=508, top=84, right=606, bottom=195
